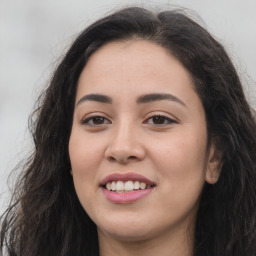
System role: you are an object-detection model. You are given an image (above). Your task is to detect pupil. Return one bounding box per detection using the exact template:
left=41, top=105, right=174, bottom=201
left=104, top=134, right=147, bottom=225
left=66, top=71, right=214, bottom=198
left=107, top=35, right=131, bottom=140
left=153, top=116, right=165, bottom=124
left=94, top=117, right=104, bottom=124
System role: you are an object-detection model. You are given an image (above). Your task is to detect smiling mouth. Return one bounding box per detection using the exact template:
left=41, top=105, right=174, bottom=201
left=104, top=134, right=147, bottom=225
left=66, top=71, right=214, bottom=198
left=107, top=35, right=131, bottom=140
left=103, top=180, right=155, bottom=193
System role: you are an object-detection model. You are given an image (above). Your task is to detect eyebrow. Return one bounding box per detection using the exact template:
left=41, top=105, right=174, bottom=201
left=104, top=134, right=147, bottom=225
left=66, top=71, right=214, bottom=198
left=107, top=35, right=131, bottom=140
left=136, top=93, right=186, bottom=107
left=76, top=94, right=112, bottom=106
left=76, top=93, right=186, bottom=107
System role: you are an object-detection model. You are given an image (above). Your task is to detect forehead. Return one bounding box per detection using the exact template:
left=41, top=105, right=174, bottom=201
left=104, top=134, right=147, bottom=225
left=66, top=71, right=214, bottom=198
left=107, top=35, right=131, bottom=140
left=76, top=39, right=196, bottom=104
left=81, top=39, right=181, bottom=77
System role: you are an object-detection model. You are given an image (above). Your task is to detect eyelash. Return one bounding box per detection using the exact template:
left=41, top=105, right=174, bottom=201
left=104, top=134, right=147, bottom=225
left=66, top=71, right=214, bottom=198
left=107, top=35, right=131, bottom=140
left=144, top=114, right=178, bottom=126
left=81, top=115, right=111, bottom=126
left=81, top=114, right=178, bottom=127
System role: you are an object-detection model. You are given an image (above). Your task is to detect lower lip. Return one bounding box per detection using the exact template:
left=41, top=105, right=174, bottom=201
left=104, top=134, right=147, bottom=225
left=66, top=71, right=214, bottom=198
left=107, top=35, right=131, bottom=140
left=101, top=187, right=154, bottom=204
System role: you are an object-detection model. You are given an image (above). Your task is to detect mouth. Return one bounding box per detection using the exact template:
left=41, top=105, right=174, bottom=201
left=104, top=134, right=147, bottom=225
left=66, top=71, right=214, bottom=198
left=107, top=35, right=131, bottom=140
left=100, top=173, right=156, bottom=203
left=103, top=180, right=155, bottom=193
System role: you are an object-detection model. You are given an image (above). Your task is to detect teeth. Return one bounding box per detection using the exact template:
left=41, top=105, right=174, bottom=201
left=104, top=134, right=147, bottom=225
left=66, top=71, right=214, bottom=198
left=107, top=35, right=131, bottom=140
left=124, top=181, right=133, bottom=191
left=105, top=180, right=153, bottom=192
left=134, top=181, right=140, bottom=189
left=140, top=182, right=146, bottom=190
left=111, top=181, right=116, bottom=190
left=106, top=183, right=111, bottom=190
left=116, top=181, right=124, bottom=191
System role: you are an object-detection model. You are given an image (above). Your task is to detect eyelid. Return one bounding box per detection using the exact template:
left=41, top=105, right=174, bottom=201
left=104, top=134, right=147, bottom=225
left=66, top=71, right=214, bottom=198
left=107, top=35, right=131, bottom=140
left=80, top=112, right=112, bottom=125
left=143, top=112, right=179, bottom=125
left=79, top=111, right=178, bottom=127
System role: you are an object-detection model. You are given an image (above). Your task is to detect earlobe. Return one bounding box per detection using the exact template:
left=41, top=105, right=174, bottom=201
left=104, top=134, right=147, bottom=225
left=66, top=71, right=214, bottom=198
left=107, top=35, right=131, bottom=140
left=206, top=171, right=219, bottom=184
left=70, top=169, right=73, bottom=176
left=205, top=142, right=223, bottom=184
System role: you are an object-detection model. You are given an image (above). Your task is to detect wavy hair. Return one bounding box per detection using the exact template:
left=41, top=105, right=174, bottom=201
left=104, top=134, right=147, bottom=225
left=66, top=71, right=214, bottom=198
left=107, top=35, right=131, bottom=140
left=1, top=6, right=256, bottom=256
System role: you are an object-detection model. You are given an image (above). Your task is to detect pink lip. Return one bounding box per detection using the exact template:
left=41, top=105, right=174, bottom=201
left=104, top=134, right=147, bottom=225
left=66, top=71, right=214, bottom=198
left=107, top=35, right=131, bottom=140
left=100, top=172, right=156, bottom=204
left=101, top=187, right=154, bottom=204
left=100, top=172, right=155, bottom=186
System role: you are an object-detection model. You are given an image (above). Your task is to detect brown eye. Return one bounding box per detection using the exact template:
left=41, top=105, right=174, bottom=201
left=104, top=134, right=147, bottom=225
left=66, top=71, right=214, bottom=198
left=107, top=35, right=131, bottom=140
left=81, top=116, right=111, bottom=126
left=145, top=115, right=177, bottom=126
left=152, top=116, right=166, bottom=124
left=91, top=117, right=105, bottom=125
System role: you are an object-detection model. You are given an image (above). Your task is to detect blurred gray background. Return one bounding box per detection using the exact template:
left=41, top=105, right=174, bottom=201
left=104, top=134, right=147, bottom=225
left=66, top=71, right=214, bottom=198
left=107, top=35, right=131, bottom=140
left=0, top=0, right=255, bottom=213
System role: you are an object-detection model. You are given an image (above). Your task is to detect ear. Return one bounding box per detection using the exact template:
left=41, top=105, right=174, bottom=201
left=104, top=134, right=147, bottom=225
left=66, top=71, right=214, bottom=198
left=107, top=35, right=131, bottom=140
left=205, top=140, right=223, bottom=184
left=70, top=169, right=73, bottom=176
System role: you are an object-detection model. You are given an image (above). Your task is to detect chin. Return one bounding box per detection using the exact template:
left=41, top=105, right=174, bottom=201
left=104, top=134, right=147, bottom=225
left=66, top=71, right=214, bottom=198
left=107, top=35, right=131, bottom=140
left=96, top=214, right=169, bottom=243
left=96, top=215, right=155, bottom=241
left=98, top=226, right=154, bottom=242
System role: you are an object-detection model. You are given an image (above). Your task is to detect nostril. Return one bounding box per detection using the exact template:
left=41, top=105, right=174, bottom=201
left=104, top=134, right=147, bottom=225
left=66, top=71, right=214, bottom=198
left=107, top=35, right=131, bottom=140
left=128, top=156, right=137, bottom=160
left=107, top=155, right=138, bottom=164
left=108, top=156, right=116, bottom=162
left=105, top=142, right=145, bottom=163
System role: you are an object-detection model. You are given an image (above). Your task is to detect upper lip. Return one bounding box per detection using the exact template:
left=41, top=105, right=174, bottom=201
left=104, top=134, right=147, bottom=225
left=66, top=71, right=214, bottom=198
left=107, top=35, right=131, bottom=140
left=100, top=172, right=156, bottom=186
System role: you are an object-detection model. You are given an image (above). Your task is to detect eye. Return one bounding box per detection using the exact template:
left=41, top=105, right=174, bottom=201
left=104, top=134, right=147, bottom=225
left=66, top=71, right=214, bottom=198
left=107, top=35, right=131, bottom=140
left=145, top=115, right=177, bottom=126
left=81, top=115, right=111, bottom=126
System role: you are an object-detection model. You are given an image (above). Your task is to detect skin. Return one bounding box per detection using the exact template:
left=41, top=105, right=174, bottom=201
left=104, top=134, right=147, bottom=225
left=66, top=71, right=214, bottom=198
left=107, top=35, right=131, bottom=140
left=69, top=40, right=220, bottom=256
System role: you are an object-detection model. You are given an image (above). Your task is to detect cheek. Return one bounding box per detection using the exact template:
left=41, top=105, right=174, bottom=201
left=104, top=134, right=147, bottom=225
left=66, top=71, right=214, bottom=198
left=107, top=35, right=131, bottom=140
left=152, top=130, right=208, bottom=194
left=155, top=132, right=207, bottom=168
left=156, top=134, right=207, bottom=216
left=69, top=130, right=105, bottom=173
left=68, top=131, right=105, bottom=206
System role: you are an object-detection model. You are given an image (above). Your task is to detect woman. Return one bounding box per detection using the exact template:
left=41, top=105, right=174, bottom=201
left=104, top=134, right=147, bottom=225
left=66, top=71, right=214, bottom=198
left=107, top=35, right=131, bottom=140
left=1, top=6, right=256, bottom=256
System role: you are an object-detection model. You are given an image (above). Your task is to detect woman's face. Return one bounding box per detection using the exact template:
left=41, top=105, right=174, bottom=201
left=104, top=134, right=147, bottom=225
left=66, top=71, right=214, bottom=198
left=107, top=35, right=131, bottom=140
left=69, top=40, right=218, bottom=243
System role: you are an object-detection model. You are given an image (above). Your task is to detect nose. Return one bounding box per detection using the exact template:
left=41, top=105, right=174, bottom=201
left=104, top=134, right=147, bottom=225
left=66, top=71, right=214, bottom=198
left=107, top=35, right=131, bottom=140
left=104, top=122, right=146, bottom=164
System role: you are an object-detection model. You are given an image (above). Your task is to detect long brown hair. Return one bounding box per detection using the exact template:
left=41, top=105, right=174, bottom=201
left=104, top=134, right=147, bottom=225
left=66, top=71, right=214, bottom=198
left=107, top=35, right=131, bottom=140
left=1, top=7, right=256, bottom=256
